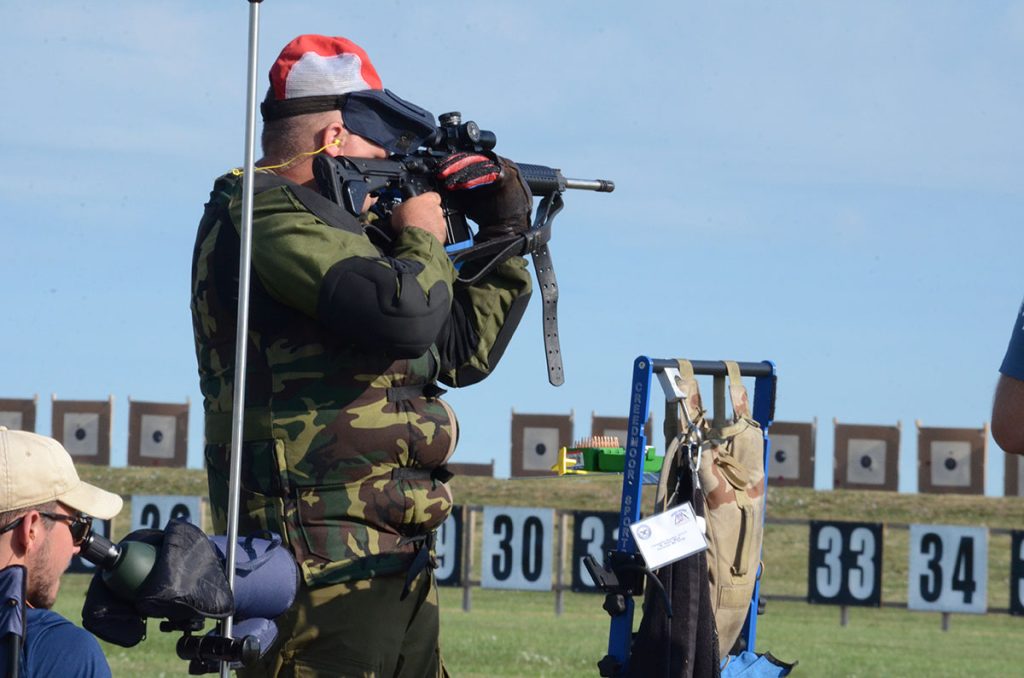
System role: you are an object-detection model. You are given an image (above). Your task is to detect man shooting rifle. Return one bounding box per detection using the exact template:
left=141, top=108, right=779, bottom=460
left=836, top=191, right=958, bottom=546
left=190, top=34, right=533, bottom=676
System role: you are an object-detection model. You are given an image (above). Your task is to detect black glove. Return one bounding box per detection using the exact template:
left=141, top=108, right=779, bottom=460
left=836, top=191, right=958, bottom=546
left=436, top=154, right=533, bottom=242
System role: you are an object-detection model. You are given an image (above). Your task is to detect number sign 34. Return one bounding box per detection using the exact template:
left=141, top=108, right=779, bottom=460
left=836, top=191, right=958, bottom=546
left=908, top=524, right=987, bottom=614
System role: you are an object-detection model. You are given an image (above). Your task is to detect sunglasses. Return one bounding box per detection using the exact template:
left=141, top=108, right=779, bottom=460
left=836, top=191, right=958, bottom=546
left=0, top=511, right=93, bottom=546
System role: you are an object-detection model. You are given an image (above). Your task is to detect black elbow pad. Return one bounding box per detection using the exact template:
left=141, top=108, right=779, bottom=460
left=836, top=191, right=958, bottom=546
left=318, top=257, right=451, bottom=357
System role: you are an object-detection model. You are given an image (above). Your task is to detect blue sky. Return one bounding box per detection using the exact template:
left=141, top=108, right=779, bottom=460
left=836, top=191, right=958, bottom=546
left=3, top=2, right=1022, bottom=493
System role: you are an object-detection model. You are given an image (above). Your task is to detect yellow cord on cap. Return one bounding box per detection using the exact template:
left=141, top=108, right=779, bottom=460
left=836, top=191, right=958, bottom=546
left=229, top=140, right=341, bottom=176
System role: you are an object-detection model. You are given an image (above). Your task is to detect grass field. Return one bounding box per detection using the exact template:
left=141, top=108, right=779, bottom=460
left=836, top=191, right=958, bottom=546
left=59, top=467, right=1024, bottom=676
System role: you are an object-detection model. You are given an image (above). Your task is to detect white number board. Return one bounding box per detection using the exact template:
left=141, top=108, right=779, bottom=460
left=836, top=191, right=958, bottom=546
left=908, top=524, right=987, bottom=613
left=130, top=495, right=202, bottom=532
left=481, top=506, right=553, bottom=590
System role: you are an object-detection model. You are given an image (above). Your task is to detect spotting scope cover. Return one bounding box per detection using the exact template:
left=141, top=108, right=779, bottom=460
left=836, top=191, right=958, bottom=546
left=81, top=520, right=297, bottom=655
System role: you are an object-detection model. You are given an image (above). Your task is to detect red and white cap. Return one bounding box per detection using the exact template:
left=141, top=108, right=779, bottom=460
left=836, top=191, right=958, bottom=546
left=261, top=35, right=383, bottom=121
left=259, top=35, right=438, bottom=154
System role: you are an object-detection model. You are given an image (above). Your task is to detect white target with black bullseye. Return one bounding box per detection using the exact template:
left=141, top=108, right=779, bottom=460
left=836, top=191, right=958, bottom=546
left=929, top=441, right=971, bottom=487
left=768, top=421, right=815, bottom=487
left=917, top=424, right=986, bottom=495
left=139, top=414, right=178, bottom=459
left=0, top=398, right=36, bottom=432
left=63, top=412, right=100, bottom=457
left=509, top=412, right=573, bottom=477
left=908, top=524, right=987, bottom=614
left=770, top=434, right=800, bottom=480
left=128, top=400, right=188, bottom=467
left=51, top=398, right=112, bottom=465
left=0, top=412, right=23, bottom=429
left=847, top=438, right=887, bottom=486
left=521, top=426, right=560, bottom=471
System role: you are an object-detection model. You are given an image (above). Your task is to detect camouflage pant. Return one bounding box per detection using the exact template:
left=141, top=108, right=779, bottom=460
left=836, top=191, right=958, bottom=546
left=240, top=571, right=449, bottom=678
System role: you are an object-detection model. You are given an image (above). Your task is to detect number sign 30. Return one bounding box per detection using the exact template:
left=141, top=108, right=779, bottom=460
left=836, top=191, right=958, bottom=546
left=481, top=506, right=553, bottom=591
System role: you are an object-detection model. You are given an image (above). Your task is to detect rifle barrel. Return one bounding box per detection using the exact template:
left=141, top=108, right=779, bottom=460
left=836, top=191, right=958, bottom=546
left=517, top=162, right=615, bottom=195
left=564, top=177, right=615, bottom=192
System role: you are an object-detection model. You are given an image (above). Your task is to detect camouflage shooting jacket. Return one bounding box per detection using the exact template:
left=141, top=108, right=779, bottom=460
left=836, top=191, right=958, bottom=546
left=191, top=170, right=532, bottom=587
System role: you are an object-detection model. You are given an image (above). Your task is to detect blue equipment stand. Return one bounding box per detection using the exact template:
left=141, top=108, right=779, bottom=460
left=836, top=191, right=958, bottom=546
left=596, top=357, right=776, bottom=677
left=0, top=565, right=27, bottom=678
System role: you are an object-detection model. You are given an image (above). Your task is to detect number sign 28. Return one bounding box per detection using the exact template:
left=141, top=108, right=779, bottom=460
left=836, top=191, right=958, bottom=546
left=481, top=506, right=553, bottom=591
left=807, top=520, right=883, bottom=606
left=908, top=524, right=987, bottom=614
left=130, top=495, right=201, bottom=533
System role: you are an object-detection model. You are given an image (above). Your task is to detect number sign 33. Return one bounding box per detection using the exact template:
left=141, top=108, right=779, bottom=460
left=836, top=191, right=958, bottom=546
left=808, top=520, right=883, bottom=606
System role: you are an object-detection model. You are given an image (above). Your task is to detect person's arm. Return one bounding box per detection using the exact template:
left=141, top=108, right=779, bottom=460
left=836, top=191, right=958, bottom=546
left=436, top=257, right=533, bottom=386
left=237, top=186, right=456, bottom=359
left=992, top=374, right=1024, bottom=454
left=993, top=299, right=1024, bottom=454
left=434, top=157, right=535, bottom=386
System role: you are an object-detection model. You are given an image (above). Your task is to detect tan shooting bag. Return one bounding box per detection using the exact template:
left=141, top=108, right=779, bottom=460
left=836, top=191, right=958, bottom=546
left=657, top=360, right=766, bottom=658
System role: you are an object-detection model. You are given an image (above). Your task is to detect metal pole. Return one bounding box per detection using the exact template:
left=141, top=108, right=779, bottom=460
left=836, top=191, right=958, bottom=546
left=462, top=508, right=476, bottom=612
left=555, top=511, right=567, bottom=616
left=220, top=2, right=262, bottom=675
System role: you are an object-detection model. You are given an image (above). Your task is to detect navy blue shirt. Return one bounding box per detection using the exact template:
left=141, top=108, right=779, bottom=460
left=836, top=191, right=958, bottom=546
left=1001, top=298, right=1024, bottom=381
left=0, top=608, right=111, bottom=677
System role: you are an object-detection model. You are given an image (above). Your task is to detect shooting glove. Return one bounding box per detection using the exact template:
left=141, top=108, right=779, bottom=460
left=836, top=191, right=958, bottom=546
left=435, top=152, right=502, bottom=190
left=437, top=154, right=533, bottom=242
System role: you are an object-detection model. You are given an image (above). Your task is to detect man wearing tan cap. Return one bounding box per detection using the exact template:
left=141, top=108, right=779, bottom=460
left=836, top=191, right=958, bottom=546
left=0, top=427, right=123, bottom=676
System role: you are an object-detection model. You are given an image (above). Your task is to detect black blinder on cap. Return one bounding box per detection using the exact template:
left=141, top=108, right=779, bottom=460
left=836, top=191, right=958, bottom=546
left=342, top=89, right=437, bottom=154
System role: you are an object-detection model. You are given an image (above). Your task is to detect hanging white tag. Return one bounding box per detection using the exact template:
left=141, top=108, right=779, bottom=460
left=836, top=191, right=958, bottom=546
left=629, top=501, right=708, bottom=570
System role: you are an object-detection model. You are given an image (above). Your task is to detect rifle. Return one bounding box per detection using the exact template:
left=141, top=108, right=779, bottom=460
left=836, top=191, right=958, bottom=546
left=311, top=112, right=614, bottom=387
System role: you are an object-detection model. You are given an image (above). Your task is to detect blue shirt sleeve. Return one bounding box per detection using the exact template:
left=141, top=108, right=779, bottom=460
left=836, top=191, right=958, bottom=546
left=23, top=608, right=112, bottom=678
left=1000, top=297, right=1024, bottom=380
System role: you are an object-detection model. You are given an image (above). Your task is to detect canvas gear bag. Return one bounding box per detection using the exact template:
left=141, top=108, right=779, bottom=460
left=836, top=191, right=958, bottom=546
left=698, top=361, right=766, bottom=657
left=632, top=359, right=719, bottom=678
left=653, top=360, right=766, bottom=660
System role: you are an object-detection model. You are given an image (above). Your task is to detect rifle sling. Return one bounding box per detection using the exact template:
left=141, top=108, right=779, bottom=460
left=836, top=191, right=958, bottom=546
left=531, top=241, right=563, bottom=386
